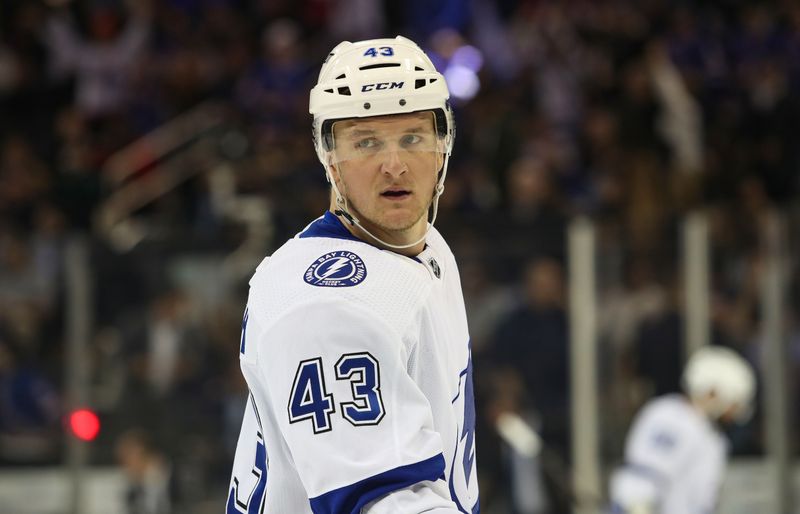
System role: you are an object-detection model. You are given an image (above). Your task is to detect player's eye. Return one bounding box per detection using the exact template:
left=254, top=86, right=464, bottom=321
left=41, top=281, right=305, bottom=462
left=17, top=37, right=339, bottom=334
left=354, top=137, right=382, bottom=151
left=400, top=134, right=423, bottom=147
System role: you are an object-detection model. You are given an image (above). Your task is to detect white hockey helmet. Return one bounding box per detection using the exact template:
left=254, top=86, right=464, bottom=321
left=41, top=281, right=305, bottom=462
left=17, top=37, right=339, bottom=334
left=682, top=346, right=756, bottom=422
left=309, top=35, right=455, bottom=172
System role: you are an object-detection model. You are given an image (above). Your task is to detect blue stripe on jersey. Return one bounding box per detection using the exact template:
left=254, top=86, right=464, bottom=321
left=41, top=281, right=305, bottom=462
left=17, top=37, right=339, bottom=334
left=299, top=211, right=362, bottom=242
left=240, top=308, right=249, bottom=354
left=449, top=347, right=479, bottom=514
left=308, top=453, right=446, bottom=514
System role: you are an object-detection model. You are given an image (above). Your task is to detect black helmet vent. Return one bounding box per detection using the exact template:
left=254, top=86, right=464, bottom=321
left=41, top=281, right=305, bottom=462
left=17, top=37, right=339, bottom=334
left=359, top=63, right=402, bottom=71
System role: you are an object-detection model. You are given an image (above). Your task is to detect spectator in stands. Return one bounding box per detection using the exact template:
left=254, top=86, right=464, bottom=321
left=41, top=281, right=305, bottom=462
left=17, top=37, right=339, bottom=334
left=116, top=428, right=173, bottom=514
left=0, top=331, right=60, bottom=464
left=495, top=155, right=567, bottom=275
left=0, top=135, right=53, bottom=226
left=490, top=256, right=571, bottom=513
left=44, top=1, right=152, bottom=120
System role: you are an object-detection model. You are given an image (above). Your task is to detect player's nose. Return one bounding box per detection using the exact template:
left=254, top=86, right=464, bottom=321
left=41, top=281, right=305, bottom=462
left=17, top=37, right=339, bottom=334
left=379, top=150, right=407, bottom=176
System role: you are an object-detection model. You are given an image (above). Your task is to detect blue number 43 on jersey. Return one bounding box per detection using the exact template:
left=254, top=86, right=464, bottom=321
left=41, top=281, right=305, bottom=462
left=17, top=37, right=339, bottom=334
left=288, top=353, right=385, bottom=433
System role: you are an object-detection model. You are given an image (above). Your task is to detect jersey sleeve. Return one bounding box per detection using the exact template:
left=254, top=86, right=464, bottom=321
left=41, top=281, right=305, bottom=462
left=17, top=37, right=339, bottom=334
left=253, top=298, right=460, bottom=514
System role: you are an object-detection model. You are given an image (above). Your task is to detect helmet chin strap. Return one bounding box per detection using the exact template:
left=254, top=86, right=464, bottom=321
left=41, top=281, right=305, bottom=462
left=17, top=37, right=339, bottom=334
left=328, top=154, right=450, bottom=251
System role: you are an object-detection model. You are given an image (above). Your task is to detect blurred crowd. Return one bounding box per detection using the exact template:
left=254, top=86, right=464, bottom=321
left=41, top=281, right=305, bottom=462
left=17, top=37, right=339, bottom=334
left=1, top=0, right=799, bottom=512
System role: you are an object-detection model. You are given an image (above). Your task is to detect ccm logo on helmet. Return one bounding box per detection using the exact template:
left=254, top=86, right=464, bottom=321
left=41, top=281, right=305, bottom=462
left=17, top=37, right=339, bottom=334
left=361, top=82, right=404, bottom=92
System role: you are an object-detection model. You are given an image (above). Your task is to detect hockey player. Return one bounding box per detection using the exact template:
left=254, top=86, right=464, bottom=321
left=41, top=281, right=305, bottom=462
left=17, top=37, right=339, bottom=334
left=226, top=36, right=479, bottom=513
left=609, top=346, right=756, bottom=514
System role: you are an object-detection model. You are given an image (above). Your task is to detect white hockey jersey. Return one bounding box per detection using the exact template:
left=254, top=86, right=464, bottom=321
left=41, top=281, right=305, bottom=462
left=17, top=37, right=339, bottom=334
left=227, top=211, right=479, bottom=514
left=609, top=394, right=728, bottom=514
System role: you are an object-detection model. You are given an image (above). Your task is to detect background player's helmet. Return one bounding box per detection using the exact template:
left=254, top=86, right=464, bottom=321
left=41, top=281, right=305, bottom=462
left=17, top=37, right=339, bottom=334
left=309, top=35, right=454, bottom=173
left=682, top=346, right=756, bottom=422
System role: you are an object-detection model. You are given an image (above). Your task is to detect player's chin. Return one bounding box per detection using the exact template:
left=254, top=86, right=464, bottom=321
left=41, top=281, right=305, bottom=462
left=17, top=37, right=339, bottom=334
left=380, top=209, right=427, bottom=232
left=381, top=202, right=419, bottom=219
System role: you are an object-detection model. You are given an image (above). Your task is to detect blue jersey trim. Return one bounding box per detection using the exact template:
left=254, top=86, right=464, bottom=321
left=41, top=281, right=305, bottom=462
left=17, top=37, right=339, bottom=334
left=299, top=211, right=362, bottom=242
left=448, top=341, right=479, bottom=514
left=308, top=453, right=446, bottom=514
left=448, top=432, right=480, bottom=514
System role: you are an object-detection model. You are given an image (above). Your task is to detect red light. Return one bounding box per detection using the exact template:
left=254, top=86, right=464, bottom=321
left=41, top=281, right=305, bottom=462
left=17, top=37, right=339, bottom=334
left=69, top=409, right=100, bottom=441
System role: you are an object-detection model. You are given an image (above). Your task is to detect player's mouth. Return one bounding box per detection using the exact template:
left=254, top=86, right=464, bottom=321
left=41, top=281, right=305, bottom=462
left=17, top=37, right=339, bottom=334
left=380, top=188, right=412, bottom=200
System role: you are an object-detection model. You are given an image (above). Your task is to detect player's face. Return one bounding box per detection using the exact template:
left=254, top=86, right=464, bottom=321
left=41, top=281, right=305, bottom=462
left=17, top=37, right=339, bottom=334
left=717, top=401, right=747, bottom=427
left=330, top=112, right=443, bottom=244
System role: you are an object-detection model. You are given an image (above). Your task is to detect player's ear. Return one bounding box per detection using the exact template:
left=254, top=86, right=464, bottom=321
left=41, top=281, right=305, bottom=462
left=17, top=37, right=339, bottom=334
left=327, top=162, right=348, bottom=194
left=435, top=138, right=445, bottom=170
left=328, top=163, right=341, bottom=183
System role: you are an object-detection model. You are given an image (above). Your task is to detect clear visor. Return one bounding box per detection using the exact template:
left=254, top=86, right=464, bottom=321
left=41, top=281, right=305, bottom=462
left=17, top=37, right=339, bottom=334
left=329, top=112, right=445, bottom=167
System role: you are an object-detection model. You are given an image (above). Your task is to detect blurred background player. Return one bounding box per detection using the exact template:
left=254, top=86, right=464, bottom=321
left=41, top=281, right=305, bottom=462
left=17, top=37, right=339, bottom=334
left=609, top=346, right=756, bottom=514
left=226, top=36, right=479, bottom=513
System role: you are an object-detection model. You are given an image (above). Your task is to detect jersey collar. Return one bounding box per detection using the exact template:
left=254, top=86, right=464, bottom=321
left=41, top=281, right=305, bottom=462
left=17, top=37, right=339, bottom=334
left=298, top=211, right=427, bottom=263
left=298, top=211, right=362, bottom=242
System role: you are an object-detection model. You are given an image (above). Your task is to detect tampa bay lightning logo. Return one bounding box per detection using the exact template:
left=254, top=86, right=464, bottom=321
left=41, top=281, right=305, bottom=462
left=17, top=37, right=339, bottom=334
left=304, top=251, right=367, bottom=287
